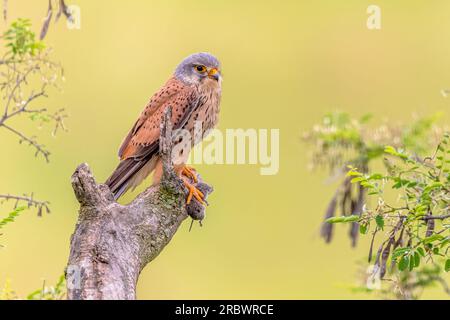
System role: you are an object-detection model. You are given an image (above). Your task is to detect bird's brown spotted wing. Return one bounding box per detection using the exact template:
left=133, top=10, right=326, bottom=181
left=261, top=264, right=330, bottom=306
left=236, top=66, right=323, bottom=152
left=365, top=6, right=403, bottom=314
left=119, top=77, right=204, bottom=160
left=106, top=77, right=203, bottom=199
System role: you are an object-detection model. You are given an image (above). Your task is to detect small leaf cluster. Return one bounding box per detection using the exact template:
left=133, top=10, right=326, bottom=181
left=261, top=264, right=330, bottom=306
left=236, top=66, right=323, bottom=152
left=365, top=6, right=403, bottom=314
left=303, top=112, right=444, bottom=174
left=2, top=19, right=45, bottom=57
left=0, top=206, right=26, bottom=229
left=0, top=275, right=66, bottom=300
left=328, top=133, right=450, bottom=276
left=27, top=275, right=66, bottom=300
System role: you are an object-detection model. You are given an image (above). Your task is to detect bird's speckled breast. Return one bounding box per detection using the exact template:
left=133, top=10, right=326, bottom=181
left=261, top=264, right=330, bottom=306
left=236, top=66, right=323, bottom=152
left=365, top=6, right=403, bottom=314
left=184, top=81, right=222, bottom=144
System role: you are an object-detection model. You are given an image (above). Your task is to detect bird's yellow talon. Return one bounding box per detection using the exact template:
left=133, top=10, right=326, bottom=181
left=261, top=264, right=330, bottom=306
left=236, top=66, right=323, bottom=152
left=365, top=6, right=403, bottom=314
left=182, top=166, right=198, bottom=183
left=183, top=179, right=205, bottom=205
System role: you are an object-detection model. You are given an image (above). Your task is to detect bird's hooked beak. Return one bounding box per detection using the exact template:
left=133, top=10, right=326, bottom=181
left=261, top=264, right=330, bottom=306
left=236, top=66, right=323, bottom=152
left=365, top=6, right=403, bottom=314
left=208, top=68, right=220, bottom=81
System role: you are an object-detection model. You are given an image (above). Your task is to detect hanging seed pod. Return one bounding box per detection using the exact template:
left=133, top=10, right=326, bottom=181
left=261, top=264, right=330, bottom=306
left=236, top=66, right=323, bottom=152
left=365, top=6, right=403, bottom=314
left=380, top=238, right=393, bottom=278
left=3, top=0, right=7, bottom=21
left=40, top=0, right=53, bottom=40
left=368, top=228, right=378, bottom=263
left=425, top=211, right=435, bottom=237
left=373, top=243, right=384, bottom=276
left=349, top=183, right=366, bottom=247
left=56, top=0, right=73, bottom=23
left=321, top=193, right=338, bottom=243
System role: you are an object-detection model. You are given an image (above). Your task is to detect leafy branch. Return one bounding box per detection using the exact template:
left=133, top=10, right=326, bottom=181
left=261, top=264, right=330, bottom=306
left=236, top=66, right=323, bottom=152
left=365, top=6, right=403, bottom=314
left=0, top=8, right=71, bottom=300
left=0, top=19, right=67, bottom=224
left=336, top=135, right=450, bottom=274
left=304, top=112, right=445, bottom=246
left=0, top=275, right=66, bottom=300
left=0, top=18, right=67, bottom=163
left=1, top=0, right=73, bottom=40
left=305, top=112, right=449, bottom=299
left=0, top=206, right=26, bottom=230
left=27, top=275, right=66, bottom=300
left=0, top=193, right=50, bottom=244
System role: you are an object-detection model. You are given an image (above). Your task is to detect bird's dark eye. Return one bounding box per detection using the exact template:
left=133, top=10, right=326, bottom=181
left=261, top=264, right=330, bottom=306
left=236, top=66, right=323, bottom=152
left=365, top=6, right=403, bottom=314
left=195, top=65, right=206, bottom=73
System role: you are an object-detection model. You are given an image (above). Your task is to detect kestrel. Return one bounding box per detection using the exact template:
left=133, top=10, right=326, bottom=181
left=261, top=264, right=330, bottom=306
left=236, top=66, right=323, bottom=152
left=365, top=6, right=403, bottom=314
left=105, top=53, right=222, bottom=203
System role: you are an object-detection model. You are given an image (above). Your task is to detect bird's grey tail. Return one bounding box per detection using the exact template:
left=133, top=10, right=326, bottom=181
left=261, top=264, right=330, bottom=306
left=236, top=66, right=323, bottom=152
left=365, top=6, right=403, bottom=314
left=105, top=158, right=146, bottom=200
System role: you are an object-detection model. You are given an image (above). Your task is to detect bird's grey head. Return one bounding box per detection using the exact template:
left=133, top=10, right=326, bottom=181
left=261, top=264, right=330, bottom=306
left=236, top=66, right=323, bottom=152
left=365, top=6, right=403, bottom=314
left=174, top=52, right=222, bottom=86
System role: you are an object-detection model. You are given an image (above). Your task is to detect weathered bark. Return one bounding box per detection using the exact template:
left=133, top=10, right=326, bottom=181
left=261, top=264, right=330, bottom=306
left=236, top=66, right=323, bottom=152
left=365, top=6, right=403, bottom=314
left=66, top=108, right=213, bottom=300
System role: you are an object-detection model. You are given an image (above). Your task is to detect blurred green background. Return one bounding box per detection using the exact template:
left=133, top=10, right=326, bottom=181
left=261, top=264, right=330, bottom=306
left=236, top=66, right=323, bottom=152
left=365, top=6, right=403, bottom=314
left=1, top=0, right=450, bottom=299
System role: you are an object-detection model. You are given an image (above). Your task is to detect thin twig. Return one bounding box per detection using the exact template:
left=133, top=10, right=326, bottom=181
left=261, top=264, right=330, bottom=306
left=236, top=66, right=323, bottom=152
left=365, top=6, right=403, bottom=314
left=0, top=193, right=50, bottom=216
left=3, top=0, right=7, bottom=22
left=0, top=51, right=66, bottom=162
left=420, top=214, right=450, bottom=221
left=1, top=124, right=51, bottom=162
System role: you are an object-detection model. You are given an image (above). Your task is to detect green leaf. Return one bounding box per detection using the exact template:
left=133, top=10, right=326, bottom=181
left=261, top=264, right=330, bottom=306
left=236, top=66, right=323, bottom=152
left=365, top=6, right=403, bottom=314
left=445, top=259, right=450, bottom=272
left=368, top=173, right=384, bottom=180
left=423, top=182, right=443, bottom=194
left=409, top=254, right=415, bottom=271
left=413, top=252, right=420, bottom=268
left=416, top=247, right=425, bottom=257
left=2, top=18, right=45, bottom=57
left=325, top=215, right=360, bottom=224
left=398, top=256, right=409, bottom=271
left=392, top=247, right=410, bottom=260
left=375, top=215, right=384, bottom=229
left=384, top=145, right=396, bottom=155
left=342, top=215, right=360, bottom=223
left=384, top=146, right=409, bottom=160
left=0, top=206, right=27, bottom=229
left=359, top=223, right=368, bottom=235
left=347, top=170, right=362, bottom=177
left=407, top=181, right=418, bottom=188
left=359, top=113, right=373, bottom=124
left=423, top=234, right=444, bottom=244
left=26, top=289, right=43, bottom=300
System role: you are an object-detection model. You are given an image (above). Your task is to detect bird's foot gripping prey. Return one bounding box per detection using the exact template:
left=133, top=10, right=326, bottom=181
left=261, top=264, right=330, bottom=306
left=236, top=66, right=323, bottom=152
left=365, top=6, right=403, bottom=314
left=178, top=165, right=206, bottom=205
left=181, top=165, right=198, bottom=183
left=179, top=165, right=205, bottom=205
left=105, top=52, right=222, bottom=205
left=183, top=178, right=205, bottom=205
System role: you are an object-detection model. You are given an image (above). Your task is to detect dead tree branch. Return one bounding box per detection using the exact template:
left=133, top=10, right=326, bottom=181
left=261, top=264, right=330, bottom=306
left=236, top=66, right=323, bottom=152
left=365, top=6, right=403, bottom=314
left=66, top=108, right=213, bottom=300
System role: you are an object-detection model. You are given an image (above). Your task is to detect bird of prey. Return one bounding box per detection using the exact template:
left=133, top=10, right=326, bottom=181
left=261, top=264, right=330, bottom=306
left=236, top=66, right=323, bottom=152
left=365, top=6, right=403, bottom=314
left=105, top=52, right=222, bottom=203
